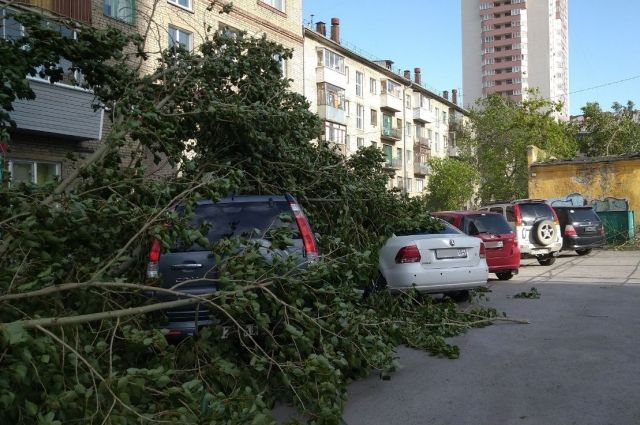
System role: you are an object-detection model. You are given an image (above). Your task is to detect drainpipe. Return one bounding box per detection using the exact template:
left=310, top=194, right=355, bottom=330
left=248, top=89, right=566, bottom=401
left=402, top=86, right=407, bottom=197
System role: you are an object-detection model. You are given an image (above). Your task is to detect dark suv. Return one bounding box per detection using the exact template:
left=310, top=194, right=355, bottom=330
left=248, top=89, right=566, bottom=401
left=145, top=194, right=318, bottom=337
left=552, top=206, right=605, bottom=255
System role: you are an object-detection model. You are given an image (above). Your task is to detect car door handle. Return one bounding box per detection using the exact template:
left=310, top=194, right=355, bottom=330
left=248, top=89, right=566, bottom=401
left=170, top=263, right=203, bottom=269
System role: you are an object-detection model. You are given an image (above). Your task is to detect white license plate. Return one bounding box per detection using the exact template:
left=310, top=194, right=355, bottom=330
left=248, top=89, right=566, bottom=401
left=485, top=241, right=504, bottom=249
left=222, top=324, right=258, bottom=339
left=585, top=226, right=596, bottom=232
left=436, top=248, right=467, bottom=259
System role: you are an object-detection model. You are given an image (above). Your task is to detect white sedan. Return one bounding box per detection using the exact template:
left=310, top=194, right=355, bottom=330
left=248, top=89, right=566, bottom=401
left=377, top=219, right=489, bottom=300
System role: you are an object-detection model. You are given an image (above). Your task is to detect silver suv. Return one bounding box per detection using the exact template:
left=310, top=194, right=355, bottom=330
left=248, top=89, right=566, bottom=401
left=479, top=200, right=562, bottom=266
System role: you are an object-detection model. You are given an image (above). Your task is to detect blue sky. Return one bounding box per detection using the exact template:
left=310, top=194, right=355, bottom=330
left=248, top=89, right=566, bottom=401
left=303, top=0, right=640, bottom=115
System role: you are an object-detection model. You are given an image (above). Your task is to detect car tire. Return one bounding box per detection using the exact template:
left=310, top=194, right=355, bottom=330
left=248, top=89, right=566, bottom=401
left=533, top=219, right=556, bottom=246
left=447, top=290, right=471, bottom=302
left=496, top=271, right=514, bottom=280
left=576, top=249, right=592, bottom=256
left=537, top=254, right=556, bottom=266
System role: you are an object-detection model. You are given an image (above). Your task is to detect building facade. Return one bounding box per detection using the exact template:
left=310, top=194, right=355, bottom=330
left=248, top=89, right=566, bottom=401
left=303, top=19, right=468, bottom=197
left=462, top=0, right=569, bottom=120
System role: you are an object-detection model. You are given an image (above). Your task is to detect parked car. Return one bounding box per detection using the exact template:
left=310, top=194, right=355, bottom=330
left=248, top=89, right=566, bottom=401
left=145, top=194, right=319, bottom=338
left=376, top=218, right=488, bottom=301
left=433, top=211, right=520, bottom=280
left=552, top=206, right=606, bottom=255
left=479, top=199, right=562, bottom=266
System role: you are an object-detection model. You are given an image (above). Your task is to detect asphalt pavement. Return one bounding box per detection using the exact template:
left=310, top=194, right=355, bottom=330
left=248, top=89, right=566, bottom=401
left=342, top=249, right=640, bottom=425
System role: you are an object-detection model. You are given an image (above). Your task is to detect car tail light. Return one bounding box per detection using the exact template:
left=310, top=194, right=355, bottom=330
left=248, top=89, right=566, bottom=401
left=551, top=207, right=560, bottom=225
left=288, top=198, right=319, bottom=259
left=564, top=225, right=577, bottom=236
left=479, top=242, right=486, bottom=259
left=395, top=245, right=421, bottom=264
left=514, top=205, right=522, bottom=226
left=147, top=239, right=161, bottom=279
left=598, top=226, right=605, bottom=236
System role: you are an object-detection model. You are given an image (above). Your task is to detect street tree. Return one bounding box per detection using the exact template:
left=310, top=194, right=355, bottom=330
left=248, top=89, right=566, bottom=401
left=457, top=93, right=577, bottom=204
left=425, top=157, right=479, bottom=211
left=576, top=101, right=640, bottom=156
left=0, top=9, right=500, bottom=424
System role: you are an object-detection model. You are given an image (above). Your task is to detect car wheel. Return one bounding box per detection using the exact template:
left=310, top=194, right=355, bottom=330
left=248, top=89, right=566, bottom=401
left=537, top=254, right=556, bottom=266
left=533, top=219, right=556, bottom=246
left=576, top=249, right=592, bottom=256
left=496, top=271, right=514, bottom=280
left=446, top=290, right=471, bottom=302
left=365, top=272, right=387, bottom=295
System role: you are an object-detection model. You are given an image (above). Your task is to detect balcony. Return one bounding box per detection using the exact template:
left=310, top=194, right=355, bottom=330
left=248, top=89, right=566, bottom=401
left=328, top=141, right=347, bottom=156
left=381, top=127, right=402, bottom=141
left=16, top=0, right=92, bottom=23
left=383, top=156, right=402, bottom=170
left=9, top=78, right=103, bottom=140
left=380, top=93, right=403, bottom=112
left=316, top=66, right=347, bottom=89
left=449, top=119, right=463, bottom=132
left=448, top=146, right=461, bottom=157
left=414, top=136, right=431, bottom=150
left=317, top=105, right=347, bottom=125
left=413, top=107, right=435, bottom=123
left=413, top=162, right=431, bottom=176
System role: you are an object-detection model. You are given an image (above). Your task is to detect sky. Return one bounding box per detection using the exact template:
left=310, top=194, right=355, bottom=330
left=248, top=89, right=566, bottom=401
left=303, top=0, right=640, bottom=116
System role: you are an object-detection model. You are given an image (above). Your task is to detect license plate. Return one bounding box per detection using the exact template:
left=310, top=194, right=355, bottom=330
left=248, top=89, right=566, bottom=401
left=485, top=241, right=504, bottom=249
left=585, top=226, right=596, bottom=232
left=436, top=248, right=467, bottom=259
left=222, top=324, right=258, bottom=339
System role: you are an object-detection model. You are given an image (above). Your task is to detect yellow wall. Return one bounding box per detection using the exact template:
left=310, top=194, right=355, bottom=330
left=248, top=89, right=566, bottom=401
left=529, top=157, right=640, bottom=223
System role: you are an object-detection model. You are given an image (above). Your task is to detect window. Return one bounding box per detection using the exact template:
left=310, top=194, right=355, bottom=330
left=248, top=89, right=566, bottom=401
left=355, top=71, right=363, bottom=97
left=405, top=178, right=412, bottom=192
left=344, top=100, right=351, bottom=117
left=168, top=25, right=192, bottom=50
left=381, top=80, right=401, bottom=98
left=8, top=160, right=60, bottom=185
left=168, top=0, right=191, bottom=10
left=317, top=83, right=345, bottom=110
left=324, top=121, right=346, bottom=144
left=405, top=94, right=411, bottom=109
left=345, top=66, right=350, bottom=83
left=405, top=149, right=412, bottom=164
left=396, top=176, right=403, bottom=189
left=442, top=111, right=447, bottom=125
left=405, top=122, right=412, bottom=137
left=260, top=0, right=285, bottom=12
left=356, top=104, right=364, bottom=129
left=370, top=109, right=377, bottom=127
left=416, top=179, right=424, bottom=192
left=0, top=9, right=23, bottom=41
left=357, top=137, right=364, bottom=149
left=511, top=8, right=520, bottom=15
left=219, top=22, right=241, bottom=38
left=103, top=0, right=134, bottom=24
left=369, top=77, right=377, bottom=94
left=435, top=132, right=440, bottom=151
left=317, top=48, right=345, bottom=74
left=443, top=135, right=448, bottom=149
left=435, top=107, right=440, bottom=128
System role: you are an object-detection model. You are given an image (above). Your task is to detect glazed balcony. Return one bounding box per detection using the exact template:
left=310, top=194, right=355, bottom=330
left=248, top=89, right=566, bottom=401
left=383, top=156, right=402, bottom=170
left=413, top=162, right=430, bottom=176
left=317, top=104, right=347, bottom=125
left=414, top=136, right=431, bottom=150
left=16, top=0, right=92, bottom=23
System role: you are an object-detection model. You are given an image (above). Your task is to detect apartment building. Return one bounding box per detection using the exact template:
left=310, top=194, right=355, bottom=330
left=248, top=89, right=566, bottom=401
left=304, top=19, right=468, bottom=196
left=1, top=0, right=304, bottom=184
left=462, top=0, right=569, bottom=120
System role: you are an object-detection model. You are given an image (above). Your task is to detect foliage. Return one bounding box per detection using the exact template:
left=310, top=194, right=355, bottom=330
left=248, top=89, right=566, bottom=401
left=512, top=287, right=541, bottom=299
left=425, top=157, right=479, bottom=211
left=457, top=93, right=577, bottom=204
left=0, top=11, right=500, bottom=424
left=576, top=101, right=640, bottom=156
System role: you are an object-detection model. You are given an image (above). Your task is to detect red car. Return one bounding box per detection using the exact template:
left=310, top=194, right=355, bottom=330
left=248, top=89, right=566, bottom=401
left=433, top=211, right=520, bottom=280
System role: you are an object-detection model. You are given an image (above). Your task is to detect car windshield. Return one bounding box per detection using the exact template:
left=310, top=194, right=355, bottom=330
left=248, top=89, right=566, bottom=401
left=395, top=220, right=463, bottom=236
left=466, top=214, right=512, bottom=234
left=518, top=203, right=553, bottom=221
left=173, top=201, right=296, bottom=251
left=566, top=208, right=600, bottom=222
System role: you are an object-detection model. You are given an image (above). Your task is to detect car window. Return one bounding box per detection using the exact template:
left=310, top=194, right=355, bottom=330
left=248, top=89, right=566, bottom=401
left=566, top=208, right=600, bottom=222
left=505, top=206, right=515, bottom=223
left=467, top=214, right=513, bottom=234
left=174, top=201, right=295, bottom=251
left=518, top=203, right=553, bottom=222
left=489, top=207, right=503, bottom=215
left=395, top=219, right=463, bottom=236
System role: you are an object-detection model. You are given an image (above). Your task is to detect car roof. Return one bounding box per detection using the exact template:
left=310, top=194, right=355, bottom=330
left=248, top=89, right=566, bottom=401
left=434, top=210, right=503, bottom=216
left=483, top=199, right=550, bottom=207
left=552, top=206, right=593, bottom=210
left=196, top=195, right=289, bottom=205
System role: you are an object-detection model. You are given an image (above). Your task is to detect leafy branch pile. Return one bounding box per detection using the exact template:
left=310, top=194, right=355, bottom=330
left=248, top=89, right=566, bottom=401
left=0, top=11, right=498, bottom=424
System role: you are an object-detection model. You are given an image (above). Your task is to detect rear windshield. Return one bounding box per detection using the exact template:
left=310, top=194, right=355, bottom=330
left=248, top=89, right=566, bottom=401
left=565, top=208, right=600, bottom=222
left=395, top=220, right=463, bottom=236
left=174, top=201, right=295, bottom=251
left=518, top=203, right=554, bottom=221
left=465, top=214, right=512, bottom=234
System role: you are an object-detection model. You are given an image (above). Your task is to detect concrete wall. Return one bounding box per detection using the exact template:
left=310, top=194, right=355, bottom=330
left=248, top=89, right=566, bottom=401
left=529, top=156, right=640, bottom=225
